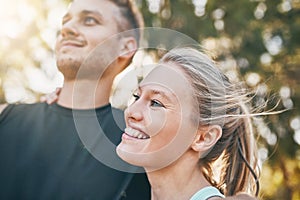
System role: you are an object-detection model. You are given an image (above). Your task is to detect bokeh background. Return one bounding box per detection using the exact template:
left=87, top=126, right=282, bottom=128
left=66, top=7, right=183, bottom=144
left=0, top=0, right=299, bottom=199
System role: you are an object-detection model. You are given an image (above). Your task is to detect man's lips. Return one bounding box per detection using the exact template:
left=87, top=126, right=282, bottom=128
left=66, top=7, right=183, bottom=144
left=124, top=127, right=150, bottom=139
left=59, top=40, right=85, bottom=48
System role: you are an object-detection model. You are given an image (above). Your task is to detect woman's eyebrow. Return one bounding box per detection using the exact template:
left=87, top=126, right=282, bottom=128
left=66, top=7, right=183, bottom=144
left=138, top=86, right=172, bottom=102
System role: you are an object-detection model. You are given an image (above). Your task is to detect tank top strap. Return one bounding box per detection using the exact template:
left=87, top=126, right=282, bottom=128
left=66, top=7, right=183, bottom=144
left=190, top=186, right=225, bottom=200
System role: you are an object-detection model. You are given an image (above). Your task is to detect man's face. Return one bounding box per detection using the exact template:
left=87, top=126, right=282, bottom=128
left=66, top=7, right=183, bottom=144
left=55, top=0, right=123, bottom=80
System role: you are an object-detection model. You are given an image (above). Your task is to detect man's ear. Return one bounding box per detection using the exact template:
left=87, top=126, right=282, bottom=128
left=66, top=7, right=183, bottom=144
left=191, top=125, right=222, bottom=153
left=119, top=36, right=137, bottom=60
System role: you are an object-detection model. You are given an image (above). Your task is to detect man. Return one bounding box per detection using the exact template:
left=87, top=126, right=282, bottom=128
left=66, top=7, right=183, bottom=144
left=0, top=0, right=150, bottom=199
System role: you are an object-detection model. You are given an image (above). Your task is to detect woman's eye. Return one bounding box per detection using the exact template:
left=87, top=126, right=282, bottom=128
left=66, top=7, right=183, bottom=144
left=127, top=93, right=140, bottom=106
left=150, top=100, right=164, bottom=108
left=132, top=94, right=140, bottom=101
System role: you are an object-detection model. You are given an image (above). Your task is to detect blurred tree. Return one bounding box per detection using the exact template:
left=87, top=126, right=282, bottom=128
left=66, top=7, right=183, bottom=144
left=0, top=0, right=66, bottom=103
left=0, top=0, right=299, bottom=199
left=139, top=1, right=300, bottom=199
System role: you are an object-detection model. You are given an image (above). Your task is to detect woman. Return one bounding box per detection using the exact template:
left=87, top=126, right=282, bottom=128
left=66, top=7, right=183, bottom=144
left=116, top=47, right=260, bottom=199
left=42, top=47, right=260, bottom=200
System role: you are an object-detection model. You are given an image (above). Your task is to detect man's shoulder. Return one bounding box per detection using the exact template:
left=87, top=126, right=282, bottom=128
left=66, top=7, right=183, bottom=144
left=0, top=103, right=8, bottom=114
left=0, top=102, right=48, bottom=117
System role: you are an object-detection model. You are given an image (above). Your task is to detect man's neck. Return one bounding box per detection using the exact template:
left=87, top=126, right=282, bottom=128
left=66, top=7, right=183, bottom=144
left=57, top=78, right=113, bottom=109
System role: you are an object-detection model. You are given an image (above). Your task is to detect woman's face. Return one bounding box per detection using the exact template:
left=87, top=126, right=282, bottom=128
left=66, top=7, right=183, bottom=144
left=116, top=63, right=200, bottom=171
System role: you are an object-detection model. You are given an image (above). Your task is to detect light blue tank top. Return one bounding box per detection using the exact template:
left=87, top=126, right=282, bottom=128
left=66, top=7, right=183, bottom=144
left=190, top=186, right=225, bottom=200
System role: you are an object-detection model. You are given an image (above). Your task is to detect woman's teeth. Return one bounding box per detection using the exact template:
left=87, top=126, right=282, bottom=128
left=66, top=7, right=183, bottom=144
left=125, top=127, right=149, bottom=139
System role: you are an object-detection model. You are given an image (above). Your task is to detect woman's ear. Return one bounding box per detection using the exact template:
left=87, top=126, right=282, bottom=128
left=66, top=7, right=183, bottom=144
left=119, top=36, right=137, bottom=60
left=191, top=125, right=222, bottom=153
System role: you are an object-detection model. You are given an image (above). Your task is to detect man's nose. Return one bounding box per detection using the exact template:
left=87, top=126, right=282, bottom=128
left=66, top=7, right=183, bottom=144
left=60, top=20, right=79, bottom=38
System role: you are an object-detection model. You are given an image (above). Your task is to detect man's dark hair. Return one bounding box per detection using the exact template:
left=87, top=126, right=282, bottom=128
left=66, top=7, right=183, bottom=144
left=110, top=0, right=144, bottom=45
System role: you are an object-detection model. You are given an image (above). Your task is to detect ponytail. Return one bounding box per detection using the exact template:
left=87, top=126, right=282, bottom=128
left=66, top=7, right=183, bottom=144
left=224, top=114, right=259, bottom=196
left=199, top=104, right=260, bottom=197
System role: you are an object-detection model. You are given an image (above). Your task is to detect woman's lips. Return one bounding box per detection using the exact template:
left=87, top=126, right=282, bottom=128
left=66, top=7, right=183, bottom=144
left=124, top=127, right=150, bottom=139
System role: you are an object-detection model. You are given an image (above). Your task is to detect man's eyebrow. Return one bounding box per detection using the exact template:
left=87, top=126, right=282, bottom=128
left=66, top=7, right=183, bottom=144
left=81, top=10, right=103, bottom=19
left=61, top=10, right=104, bottom=23
left=62, top=13, right=70, bottom=22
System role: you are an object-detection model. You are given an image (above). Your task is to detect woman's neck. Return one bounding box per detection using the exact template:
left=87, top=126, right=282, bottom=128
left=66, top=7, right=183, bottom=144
left=146, top=151, right=211, bottom=200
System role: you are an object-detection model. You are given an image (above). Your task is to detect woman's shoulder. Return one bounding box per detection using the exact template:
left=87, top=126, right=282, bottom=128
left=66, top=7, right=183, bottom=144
left=223, top=193, right=258, bottom=200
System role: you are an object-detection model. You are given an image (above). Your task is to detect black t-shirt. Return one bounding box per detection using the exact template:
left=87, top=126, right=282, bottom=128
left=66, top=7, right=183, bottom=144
left=0, top=103, right=150, bottom=200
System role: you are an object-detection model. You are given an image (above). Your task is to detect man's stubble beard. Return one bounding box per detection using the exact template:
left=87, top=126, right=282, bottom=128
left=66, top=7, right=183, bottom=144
left=56, top=52, right=113, bottom=81
left=56, top=57, right=83, bottom=81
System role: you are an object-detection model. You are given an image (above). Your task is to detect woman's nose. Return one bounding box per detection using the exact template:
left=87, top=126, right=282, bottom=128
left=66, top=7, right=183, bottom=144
left=125, top=102, right=144, bottom=122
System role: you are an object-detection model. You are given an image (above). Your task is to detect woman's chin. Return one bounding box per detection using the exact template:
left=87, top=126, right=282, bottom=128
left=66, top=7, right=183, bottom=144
left=116, top=144, right=144, bottom=167
left=116, top=144, right=174, bottom=172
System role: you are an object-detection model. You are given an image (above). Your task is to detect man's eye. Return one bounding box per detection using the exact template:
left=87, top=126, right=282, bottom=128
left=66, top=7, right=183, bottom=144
left=150, top=100, right=164, bottom=108
left=84, top=17, right=99, bottom=25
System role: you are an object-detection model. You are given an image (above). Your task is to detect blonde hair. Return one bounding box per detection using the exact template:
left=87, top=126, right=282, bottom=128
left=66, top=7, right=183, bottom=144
left=160, top=47, right=260, bottom=196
